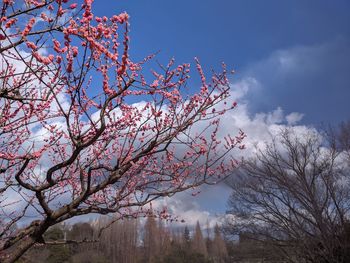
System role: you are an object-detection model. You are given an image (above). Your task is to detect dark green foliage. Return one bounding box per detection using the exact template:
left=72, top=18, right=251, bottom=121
left=42, top=226, right=70, bottom=263
left=160, top=246, right=212, bottom=263
left=68, top=222, right=94, bottom=241
left=44, top=226, right=64, bottom=241
left=46, top=245, right=70, bottom=263
left=70, top=250, right=109, bottom=263
left=183, top=226, right=190, bottom=244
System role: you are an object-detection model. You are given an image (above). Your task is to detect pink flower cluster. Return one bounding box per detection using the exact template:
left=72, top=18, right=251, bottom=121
left=22, top=18, right=36, bottom=38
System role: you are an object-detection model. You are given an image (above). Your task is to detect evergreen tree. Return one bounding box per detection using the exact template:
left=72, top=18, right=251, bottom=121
left=183, top=226, right=191, bottom=245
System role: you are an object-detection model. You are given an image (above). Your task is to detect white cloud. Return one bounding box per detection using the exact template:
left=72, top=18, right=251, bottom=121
left=146, top=73, right=313, bottom=229
left=3, top=38, right=330, bottom=232
left=150, top=191, right=225, bottom=229
left=286, top=112, right=304, bottom=125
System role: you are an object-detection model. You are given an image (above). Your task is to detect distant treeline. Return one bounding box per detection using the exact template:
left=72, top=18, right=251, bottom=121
left=16, top=216, right=231, bottom=263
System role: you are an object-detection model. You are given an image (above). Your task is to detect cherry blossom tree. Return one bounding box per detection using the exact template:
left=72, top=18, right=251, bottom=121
left=0, top=1, right=245, bottom=262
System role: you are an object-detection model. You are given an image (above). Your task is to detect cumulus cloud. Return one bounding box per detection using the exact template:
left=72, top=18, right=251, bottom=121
left=149, top=37, right=350, bottom=226
left=286, top=112, right=304, bottom=125
left=6, top=37, right=348, bottom=230
left=150, top=73, right=310, bottom=227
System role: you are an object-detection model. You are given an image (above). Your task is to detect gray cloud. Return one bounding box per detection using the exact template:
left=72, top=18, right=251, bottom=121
left=238, top=36, right=350, bottom=124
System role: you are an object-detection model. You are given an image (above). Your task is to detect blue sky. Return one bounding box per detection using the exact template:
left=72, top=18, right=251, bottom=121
left=87, top=1, right=350, bottom=225
left=3, top=1, right=350, bottom=229
left=93, top=0, right=350, bottom=125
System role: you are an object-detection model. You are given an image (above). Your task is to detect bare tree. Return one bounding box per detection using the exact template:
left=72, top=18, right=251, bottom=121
left=226, top=126, right=350, bottom=263
left=210, top=224, right=227, bottom=263
left=90, top=216, right=138, bottom=263
left=143, top=214, right=161, bottom=263
left=192, top=221, right=208, bottom=257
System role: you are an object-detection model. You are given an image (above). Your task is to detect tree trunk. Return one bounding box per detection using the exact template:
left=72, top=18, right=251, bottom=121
left=1, top=220, right=51, bottom=263
left=1, top=236, right=37, bottom=263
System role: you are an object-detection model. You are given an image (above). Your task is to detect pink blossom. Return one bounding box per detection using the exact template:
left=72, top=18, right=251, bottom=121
left=22, top=18, right=36, bottom=38
left=26, top=41, right=37, bottom=50
left=70, top=3, right=78, bottom=9
left=5, top=18, right=16, bottom=28
left=72, top=46, right=78, bottom=57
